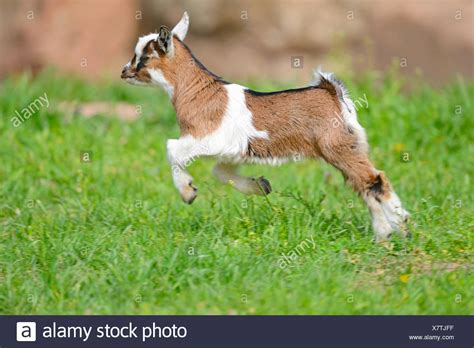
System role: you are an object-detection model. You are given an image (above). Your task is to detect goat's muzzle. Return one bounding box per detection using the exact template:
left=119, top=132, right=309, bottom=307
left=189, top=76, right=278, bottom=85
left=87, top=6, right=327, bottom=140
left=121, top=66, right=134, bottom=79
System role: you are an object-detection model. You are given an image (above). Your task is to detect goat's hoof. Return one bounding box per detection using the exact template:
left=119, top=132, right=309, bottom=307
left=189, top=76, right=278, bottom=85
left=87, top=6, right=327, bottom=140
left=375, top=232, right=392, bottom=243
left=397, top=210, right=411, bottom=237
left=181, top=182, right=198, bottom=204
left=256, top=176, right=272, bottom=195
left=399, top=224, right=411, bottom=238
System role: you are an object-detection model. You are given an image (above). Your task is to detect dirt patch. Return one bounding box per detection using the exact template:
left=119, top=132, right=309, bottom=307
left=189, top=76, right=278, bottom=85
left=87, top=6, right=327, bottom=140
left=58, top=101, right=140, bottom=122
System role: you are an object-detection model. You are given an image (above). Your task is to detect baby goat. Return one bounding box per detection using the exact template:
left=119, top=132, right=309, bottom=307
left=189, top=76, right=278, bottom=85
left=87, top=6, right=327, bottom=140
left=121, top=12, right=410, bottom=241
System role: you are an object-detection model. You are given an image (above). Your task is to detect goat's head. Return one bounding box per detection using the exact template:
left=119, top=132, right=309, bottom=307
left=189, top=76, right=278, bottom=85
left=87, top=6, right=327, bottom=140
left=121, top=12, right=189, bottom=95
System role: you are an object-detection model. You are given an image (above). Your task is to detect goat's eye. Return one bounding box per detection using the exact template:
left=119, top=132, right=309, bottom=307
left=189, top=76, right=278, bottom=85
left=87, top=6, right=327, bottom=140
left=136, top=57, right=149, bottom=71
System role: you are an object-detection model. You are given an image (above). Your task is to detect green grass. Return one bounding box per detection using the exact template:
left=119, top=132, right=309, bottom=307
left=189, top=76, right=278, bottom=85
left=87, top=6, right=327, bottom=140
left=0, top=69, right=472, bottom=315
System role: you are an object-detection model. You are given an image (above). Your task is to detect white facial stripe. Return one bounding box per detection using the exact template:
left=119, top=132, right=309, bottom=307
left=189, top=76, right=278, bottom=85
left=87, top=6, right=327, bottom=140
left=134, top=33, right=159, bottom=63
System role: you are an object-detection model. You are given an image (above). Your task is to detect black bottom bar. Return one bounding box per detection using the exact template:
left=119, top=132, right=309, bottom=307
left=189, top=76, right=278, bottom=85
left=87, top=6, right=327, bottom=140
left=2, top=315, right=472, bottom=347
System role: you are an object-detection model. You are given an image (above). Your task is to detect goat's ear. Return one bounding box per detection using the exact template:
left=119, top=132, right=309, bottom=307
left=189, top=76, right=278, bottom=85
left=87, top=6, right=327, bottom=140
left=171, top=11, right=189, bottom=41
left=156, top=25, right=173, bottom=54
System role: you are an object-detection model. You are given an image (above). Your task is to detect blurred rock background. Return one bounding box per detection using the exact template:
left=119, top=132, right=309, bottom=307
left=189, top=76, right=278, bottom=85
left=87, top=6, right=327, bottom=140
left=1, top=0, right=472, bottom=85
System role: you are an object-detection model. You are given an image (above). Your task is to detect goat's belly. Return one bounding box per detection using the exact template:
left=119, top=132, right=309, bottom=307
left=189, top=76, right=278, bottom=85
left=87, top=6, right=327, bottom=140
left=217, top=154, right=294, bottom=166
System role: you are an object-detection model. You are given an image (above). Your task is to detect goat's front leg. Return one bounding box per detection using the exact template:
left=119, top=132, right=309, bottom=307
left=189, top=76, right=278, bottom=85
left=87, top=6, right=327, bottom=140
left=166, top=139, right=200, bottom=204
left=213, top=162, right=272, bottom=195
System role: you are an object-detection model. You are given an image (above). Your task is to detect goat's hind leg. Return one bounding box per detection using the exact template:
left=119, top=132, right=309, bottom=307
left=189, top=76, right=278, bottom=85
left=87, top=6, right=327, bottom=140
left=323, top=148, right=409, bottom=241
left=371, top=172, right=410, bottom=235
left=365, top=171, right=410, bottom=241
left=213, top=162, right=272, bottom=195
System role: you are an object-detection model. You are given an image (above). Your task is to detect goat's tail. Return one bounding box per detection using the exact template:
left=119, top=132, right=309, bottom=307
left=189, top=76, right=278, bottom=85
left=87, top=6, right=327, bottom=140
left=311, top=67, right=368, bottom=153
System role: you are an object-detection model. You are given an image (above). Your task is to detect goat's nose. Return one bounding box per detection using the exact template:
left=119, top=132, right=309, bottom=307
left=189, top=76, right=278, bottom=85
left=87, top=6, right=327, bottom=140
left=121, top=67, right=127, bottom=78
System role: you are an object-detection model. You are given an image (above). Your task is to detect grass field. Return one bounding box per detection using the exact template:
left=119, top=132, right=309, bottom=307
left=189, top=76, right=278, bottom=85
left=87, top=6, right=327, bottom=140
left=0, top=70, right=472, bottom=315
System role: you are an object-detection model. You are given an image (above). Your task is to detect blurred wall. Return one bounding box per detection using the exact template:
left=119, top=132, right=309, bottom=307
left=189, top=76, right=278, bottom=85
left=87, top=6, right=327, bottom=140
left=0, top=0, right=472, bottom=85
left=0, top=0, right=137, bottom=78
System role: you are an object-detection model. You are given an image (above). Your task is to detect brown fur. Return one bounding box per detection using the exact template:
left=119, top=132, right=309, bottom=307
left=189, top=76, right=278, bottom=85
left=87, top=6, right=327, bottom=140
left=135, top=66, right=152, bottom=83
left=146, top=38, right=228, bottom=138
left=128, top=33, right=394, bottom=203
left=245, top=87, right=342, bottom=159
left=245, top=86, right=393, bottom=198
left=121, top=19, right=408, bottom=237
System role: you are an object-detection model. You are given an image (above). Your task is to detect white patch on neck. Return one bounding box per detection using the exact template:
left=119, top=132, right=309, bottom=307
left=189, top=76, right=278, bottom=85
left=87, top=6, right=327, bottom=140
left=206, top=83, right=268, bottom=157
left=149, top=69, right=174, bottom=98
left=173, top=84, right=268, bottom=161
